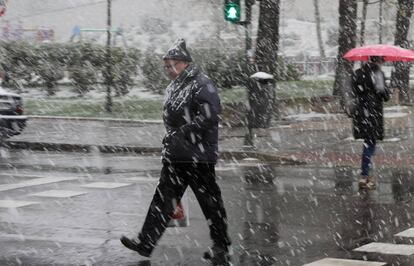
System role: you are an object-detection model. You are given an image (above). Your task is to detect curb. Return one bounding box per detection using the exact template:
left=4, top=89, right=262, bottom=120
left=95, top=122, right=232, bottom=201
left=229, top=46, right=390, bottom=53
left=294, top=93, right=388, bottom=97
left=6, top=141, right=162, bottom=154
left=5, top=140, right=305, bottom=166
left=0, top=162, right=126, bottom=174
left=27, top=115, right=163, bottom=125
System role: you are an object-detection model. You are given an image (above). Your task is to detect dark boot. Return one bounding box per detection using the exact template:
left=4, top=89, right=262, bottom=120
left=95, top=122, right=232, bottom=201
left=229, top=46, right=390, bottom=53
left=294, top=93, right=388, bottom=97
left=203, top=245, right=231, bottom=266
left=120, top=235, right=153, bottom=257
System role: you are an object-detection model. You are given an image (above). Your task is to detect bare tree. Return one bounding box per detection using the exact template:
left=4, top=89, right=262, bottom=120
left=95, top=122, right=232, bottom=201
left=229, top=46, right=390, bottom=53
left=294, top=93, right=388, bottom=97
left=360, top=0, right=369, bottom=46
left=378, top=0, right=384, bottom=43
left=391, top=0, right=413, bottom=104
left=314, top=0, right=326, bottom=60
left=333, top=0, right=358, bottom=101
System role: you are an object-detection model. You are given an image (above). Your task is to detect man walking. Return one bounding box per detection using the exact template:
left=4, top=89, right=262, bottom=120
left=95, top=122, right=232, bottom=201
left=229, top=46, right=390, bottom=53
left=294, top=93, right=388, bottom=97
left=351, top=56, right=390, bottom=189
left=120, top=39, right=232, bottom=265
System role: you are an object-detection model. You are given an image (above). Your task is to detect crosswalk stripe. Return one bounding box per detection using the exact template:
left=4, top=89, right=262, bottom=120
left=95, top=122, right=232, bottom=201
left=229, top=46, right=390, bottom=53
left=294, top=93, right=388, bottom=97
left=121, top=177, right=158, bottom=183
left=0, top=232, right=107, bottom=245
left=303, top=258, right=386, bottom=266
left=81, top=182, right=132, bottom=189
left=395, top=227, right=414, bottom=238
left=353, top=242, right=414, bottom=256
left=0, top=176, right=78, bottom=192
left=0, top=200, right=39, bottom=208
left=30, top=190, right=87, bottom=198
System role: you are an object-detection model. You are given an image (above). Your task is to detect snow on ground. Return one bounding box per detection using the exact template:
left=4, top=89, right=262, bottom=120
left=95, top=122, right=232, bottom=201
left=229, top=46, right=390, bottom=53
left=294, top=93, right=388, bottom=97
left=19, top=85, right=163, bottom=100
left=284, top=112, right=340, bottom=121
left=384, top=106, right=411, bottom=113
left=284, top=107, right=410, bottom=122
left=302, top=73, right=335, bottom=81
left=124, top=87, right=164, bottom=100
left=343, top=136, right=402, bottom=142
left=384, top=112, right=409, bottom=118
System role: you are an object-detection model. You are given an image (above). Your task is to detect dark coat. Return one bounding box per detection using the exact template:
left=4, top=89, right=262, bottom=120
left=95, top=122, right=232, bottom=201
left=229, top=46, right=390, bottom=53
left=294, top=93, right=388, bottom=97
left=351, top=63, right=390, bottom=140
left=162, top=64, right=222, bottom=163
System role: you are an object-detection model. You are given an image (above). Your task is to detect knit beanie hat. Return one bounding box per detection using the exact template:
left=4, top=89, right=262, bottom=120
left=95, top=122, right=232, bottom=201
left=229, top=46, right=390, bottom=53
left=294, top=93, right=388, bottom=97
left=162, top=38, right=192, bottom=62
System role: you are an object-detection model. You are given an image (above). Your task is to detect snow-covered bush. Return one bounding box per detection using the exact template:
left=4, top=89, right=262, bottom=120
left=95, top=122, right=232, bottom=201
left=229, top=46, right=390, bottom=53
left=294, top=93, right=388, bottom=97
left=276, top=57, right=302, bottom=81
left=193, top=48, right=302, bottom=88
left=111, top=47, right=141, bottom=96
left=140, top=47, right=250, bottom=93
left=69, top=62, right=97, bottom=96
left=0, top=41, right=141, bottom=96
left=141, top=49, right=170, bottom=95
left=192, top=48, right=248, bottom=89
left=34, top=43, right=68, bottom=96
left=0, top=41, right=37, bottom=91
left=67, top=43, right=102, bottom=96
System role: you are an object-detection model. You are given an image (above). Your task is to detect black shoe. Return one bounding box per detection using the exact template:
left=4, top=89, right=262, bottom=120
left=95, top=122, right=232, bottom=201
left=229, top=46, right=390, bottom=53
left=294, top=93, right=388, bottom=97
left=120, top=235, right=152, bottom=257
left=203, top=245, right=231, bottom=266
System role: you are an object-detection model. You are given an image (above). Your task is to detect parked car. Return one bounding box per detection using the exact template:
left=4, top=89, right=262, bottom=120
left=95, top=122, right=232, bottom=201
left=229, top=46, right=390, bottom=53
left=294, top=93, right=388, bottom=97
left=0, top=87, right=27, bottom=139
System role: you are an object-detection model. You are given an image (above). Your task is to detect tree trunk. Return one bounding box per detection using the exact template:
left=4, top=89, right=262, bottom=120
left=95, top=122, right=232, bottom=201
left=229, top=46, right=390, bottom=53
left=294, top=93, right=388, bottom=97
left=256, top=0, right=280, bottom=74
left=378, top=0, right=383, bottom=43
left=250, top=0, right=280, bottom=128
left=360, top=0, right=369, bottom=46
left=392, top=0, right=413, bottom=104
left=333, top=0, right=357, bottom=102
left=46, top=81, right=56, bottom=96
left=314, top=0, right=326, bottom=60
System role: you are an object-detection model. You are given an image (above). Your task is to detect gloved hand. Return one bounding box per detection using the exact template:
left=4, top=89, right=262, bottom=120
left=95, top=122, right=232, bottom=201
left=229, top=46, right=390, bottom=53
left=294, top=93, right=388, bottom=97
left=163, top=128, right=185, bottom=145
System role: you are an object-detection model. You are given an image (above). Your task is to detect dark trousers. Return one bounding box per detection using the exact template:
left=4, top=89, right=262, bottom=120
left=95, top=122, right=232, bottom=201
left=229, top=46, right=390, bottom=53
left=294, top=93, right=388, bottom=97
left=361, top=138, right=376, bottom=177
left=138, top=162, right=231, bottom=251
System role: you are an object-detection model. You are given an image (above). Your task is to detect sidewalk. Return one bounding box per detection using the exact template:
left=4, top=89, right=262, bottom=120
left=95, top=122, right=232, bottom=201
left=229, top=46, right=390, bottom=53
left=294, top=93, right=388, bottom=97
left=6, top=116, right=301, bottom=165
left=223, top=105, right=414, bottom=167
left=6, top=105, right=414, bottom=168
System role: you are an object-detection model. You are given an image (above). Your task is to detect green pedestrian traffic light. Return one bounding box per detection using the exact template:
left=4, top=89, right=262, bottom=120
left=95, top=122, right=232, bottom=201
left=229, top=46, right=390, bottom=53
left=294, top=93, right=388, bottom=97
left=224, top=0, right=240, bottom=23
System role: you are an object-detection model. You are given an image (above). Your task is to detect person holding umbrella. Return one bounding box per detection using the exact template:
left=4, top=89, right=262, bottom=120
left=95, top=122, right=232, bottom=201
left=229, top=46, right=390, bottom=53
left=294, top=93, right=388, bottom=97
left=344, top=44, right=414, bottom=189
left=350, top=56, right=390, bottom=189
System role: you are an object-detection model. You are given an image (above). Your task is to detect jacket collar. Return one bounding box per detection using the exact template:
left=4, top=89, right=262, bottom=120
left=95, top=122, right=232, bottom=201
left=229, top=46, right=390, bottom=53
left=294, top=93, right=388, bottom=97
left=173, top=63, right=199, bottom=85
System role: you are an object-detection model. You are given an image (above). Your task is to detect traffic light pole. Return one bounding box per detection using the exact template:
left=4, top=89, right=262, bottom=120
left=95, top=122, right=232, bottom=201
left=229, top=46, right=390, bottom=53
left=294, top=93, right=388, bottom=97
left=239, top=0, right=255, bottom=147
left=224, top=0, right=255, bottom=146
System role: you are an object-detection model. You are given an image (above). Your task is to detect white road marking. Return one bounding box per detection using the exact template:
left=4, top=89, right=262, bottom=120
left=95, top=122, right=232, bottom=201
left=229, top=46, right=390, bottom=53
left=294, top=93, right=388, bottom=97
left=30, top=190, right=87, bottom=198
left=303, top=258, right=386, bottom=266
left=0, top=200, right=39, bottom=208
left=0, top=177, right=78, bottom=192
left=395, top=227, right=414, bottom=238
left=121, top=177, right=159, bottom=183
left=81, top=182, right=132, bottom=189
left=0, top=232, right=108, bottom=245
left=353, top=242, right=414, bottom=256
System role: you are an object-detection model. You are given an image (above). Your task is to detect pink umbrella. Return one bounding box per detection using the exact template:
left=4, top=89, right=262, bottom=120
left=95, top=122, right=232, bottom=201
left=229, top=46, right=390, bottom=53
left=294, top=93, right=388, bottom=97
left=343, top=44, right=414, bottom=62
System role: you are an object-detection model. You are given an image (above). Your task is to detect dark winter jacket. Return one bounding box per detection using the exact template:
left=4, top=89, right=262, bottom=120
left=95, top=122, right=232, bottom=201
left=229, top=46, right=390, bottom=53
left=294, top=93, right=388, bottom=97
left=162, top=64, right=222, bottom=163
left=351, top=63, right=390, bottom=140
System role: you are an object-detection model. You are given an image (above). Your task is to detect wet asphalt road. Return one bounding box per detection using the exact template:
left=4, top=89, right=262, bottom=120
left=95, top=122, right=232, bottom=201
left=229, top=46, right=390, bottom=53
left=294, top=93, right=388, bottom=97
left=1, top=150, right=414, bottom=266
